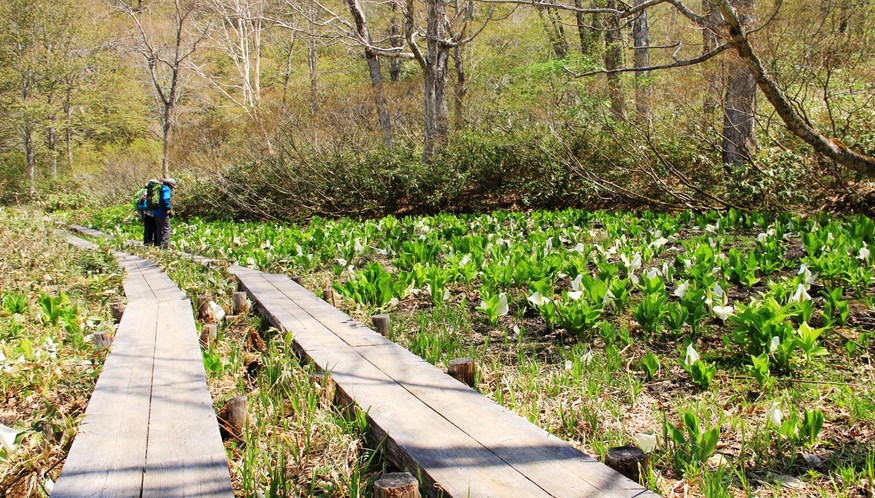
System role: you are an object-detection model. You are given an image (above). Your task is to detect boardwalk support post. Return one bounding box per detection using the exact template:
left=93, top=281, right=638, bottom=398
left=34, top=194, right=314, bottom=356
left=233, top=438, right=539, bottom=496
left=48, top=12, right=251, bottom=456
left=232, top=292, right=250, bottom=315
left=291, top=276, right=304, bottom=285
left=605, top=445, right=648, bottom=484
left=200, top=323, right=218, bottom=347
left=91, top=332, right=113, bottom=350
left=218, top=396, right=248, bottom=441
left=323, top=287, right=336, bottom=307
left=448, top=358, right=476, bottom=388
left=109, top=300, right=125, bottom=323
left=374, top=472, right=420, bottom=498
left=372, top=314, right=390, bottom=336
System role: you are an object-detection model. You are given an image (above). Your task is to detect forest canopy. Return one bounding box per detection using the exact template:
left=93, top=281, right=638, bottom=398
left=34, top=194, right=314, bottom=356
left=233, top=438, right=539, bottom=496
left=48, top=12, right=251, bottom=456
left=0, top=0, right=873, bottom=218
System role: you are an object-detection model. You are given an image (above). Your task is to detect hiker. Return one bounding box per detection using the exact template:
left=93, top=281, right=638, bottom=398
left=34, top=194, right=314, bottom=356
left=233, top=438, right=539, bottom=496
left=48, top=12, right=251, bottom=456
left=152, top=177, right=177, bottom=248
left=135, top=179, right=161, bottom=246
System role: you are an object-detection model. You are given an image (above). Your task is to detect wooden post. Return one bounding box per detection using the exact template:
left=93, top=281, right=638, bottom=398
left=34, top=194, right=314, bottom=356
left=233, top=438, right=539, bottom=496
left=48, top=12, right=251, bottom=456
left=197, top=295, right=213, bottom=322
left=374, top=472, right=420, bottom=498
left=91, top=332, right=113, bottom=350
left=109, top=301, right=125, bottom=323
left=218, top=396, right=247, bottom=440
left=200, top=323, right=218, bottom=348
left=605, top=445, right=648, bottom=484
left=232, top=292, right=250, bottom=315
left=291, top=276, right=304, bottom=285
left=448, top=358, right=476, bottom=388
left=372, top=314, right=390, bottom=336
left=323, top=287, right=336, bottom=307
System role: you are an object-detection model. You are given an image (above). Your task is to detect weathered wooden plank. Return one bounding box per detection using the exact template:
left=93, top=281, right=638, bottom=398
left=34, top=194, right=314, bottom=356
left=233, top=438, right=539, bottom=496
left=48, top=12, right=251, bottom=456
left=52, top=301, right=157, bottom=497
left=262, top=272, right=388, bottom=347
left=69, top=224, right=114, bottom=239
left=143, top=299, right=233, bottom=497
left=233, top=270, right=551, bottom=497
left=57, top=230, right=100, bottom=250
left=119, top=258, right=187, bottom=302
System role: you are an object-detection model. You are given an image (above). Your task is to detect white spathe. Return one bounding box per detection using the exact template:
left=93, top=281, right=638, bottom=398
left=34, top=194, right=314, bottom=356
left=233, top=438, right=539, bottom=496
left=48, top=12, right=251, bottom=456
left=0, top=423, right=19, bottom=454
left=768, top=402, right=783, bottom=427
left=685, top=344, right=699, bottom=366
left=634, top=433, right=658, bottom=453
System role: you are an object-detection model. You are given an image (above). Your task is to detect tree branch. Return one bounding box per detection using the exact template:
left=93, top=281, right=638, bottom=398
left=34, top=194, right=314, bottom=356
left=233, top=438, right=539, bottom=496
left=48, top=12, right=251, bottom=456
left=566, top=42, right=730, bottom=78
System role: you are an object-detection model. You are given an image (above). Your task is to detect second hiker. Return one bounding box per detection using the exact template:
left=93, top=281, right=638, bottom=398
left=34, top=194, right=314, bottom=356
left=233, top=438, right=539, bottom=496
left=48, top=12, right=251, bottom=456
left=152, top=177, right=177, bottom=248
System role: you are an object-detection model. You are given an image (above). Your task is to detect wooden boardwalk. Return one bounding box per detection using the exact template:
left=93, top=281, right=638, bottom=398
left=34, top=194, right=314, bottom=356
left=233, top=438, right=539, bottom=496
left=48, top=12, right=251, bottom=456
left=53, top=233, right=232, bottom=497
left=231, top=265, right=659, bottom=498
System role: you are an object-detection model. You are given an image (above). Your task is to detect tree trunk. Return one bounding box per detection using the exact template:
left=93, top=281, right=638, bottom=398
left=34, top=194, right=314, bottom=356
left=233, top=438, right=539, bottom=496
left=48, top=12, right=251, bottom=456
left=308, top=3, right=319, bottom=118
left=48, top=126, right=58, bottom=178
left=25, top=124, right=36, bottom=196
left=539, top=6, right=568, bottom=59
left=722, top=58, right=756, bottom=165
left=345, top=0, right=394, bottom=148
left=575, top=0, right=602, bottom=56
left=721, top=0, right=757, bottom=165
left=390, top=3, right=403, bottom=82
left=603, top=0, right=625, bottom=120
left=632, top=0, right=650, bottom=124
left=162, top=105, right=173, bottom=179
left=702, top=0, right=722, bottom=117
left=420, top=0, right=451, bottom=160
left=65, top=87, right=74, bottom=169
left=452, top=43, right=467, bottom=131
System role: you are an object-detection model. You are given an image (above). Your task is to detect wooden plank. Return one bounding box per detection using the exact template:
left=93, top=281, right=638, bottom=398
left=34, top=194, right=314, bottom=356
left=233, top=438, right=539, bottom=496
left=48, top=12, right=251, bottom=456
left=119, top=257, right=187, bottom=302
left=57, top=230, right=100, bottom=250
left=69, top=224, right=114, bottom=239
left=142, top=299, right=233, bottom=497
left=52, top=301, right=157, bottom=497
left=234, top=271, right=551, bottom=497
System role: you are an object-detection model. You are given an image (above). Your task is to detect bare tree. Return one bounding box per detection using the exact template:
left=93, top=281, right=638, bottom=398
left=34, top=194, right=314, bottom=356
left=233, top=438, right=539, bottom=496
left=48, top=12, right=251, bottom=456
left=114, top=0, right=209, bottom=178
left=197, top=0, right=275, bottom=153
left=402, top=0, right=493, bottom=158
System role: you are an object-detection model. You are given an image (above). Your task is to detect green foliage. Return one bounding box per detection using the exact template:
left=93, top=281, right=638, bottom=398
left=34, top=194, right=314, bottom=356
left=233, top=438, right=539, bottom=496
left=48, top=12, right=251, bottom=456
left=640, top=351, right=660, bottom=380
left=633, top=292, right=668, bottom=333
left=664, top=411, right=720, bottom=474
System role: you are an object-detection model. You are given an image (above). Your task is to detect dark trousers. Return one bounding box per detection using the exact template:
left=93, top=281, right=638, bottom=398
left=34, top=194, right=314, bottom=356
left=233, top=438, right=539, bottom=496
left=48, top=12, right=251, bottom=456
left=154, top=215, right=171, bottom=248
left=143, top=214, right=158, bottom=246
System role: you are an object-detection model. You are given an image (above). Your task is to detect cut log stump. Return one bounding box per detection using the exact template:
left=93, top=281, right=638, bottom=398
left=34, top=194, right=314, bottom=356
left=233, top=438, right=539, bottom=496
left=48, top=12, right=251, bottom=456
left=372, top=314, right=390, bottom=336
left=91, top=332, right=113, bottom=350
left=197, top=295, right=214, bottom=322
left=109, top=301, right=125, bottom=323
left=323, top=288, right=336, bottom=307
left=200, top=323, right=218, bottom=348
left=232, top=292, right=250, bottom=315
left=448, top=358, right=476, bottom=388
left=218, top=396, right=247, bottom=441
left=605, top=445, right=648, bottom=484
left=373, top=472, right=420, bottom=498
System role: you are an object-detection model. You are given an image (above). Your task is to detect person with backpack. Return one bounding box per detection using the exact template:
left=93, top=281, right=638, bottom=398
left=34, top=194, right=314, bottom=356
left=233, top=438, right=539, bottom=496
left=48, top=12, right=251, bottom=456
left=152, top=177, right=176, bottom=248
left=134, top=179, right=161, bottom=246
